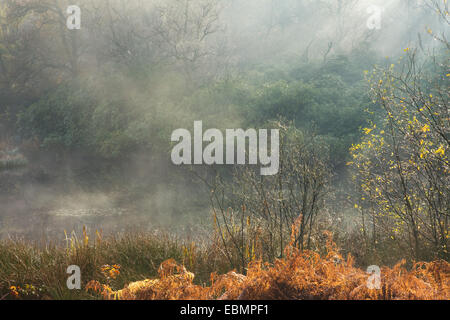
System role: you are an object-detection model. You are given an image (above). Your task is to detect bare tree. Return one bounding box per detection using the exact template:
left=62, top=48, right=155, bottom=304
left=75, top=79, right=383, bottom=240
left=196, top=121, right=331, bottom=272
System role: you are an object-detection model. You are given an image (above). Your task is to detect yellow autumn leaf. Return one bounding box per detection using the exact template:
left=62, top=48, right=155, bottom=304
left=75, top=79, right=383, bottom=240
left=421, top=124, right=430, bottom=133
left=435, top=145, right=445, bottom=157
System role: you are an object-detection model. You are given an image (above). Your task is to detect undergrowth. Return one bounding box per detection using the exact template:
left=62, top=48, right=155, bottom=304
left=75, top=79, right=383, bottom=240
left=1, top=227, right=448, bottom=300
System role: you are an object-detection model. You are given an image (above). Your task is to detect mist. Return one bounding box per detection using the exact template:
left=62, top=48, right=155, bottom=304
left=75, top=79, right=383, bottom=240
left=0, top=0, right=448, bottom=244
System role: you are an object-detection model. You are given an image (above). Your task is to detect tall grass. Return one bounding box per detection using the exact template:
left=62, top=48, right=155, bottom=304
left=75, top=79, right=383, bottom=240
left=0, top=229, right=207, bottom=300
left=1, top=226, right=448, bottom=300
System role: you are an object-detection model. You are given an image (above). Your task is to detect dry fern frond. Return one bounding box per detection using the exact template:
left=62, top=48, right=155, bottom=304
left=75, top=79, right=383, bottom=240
left=89, top=237, right=449, bottom=300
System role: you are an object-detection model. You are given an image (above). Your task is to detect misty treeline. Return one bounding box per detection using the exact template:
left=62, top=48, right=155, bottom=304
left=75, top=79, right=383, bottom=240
left=0, top=0, right=448, bottom=268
